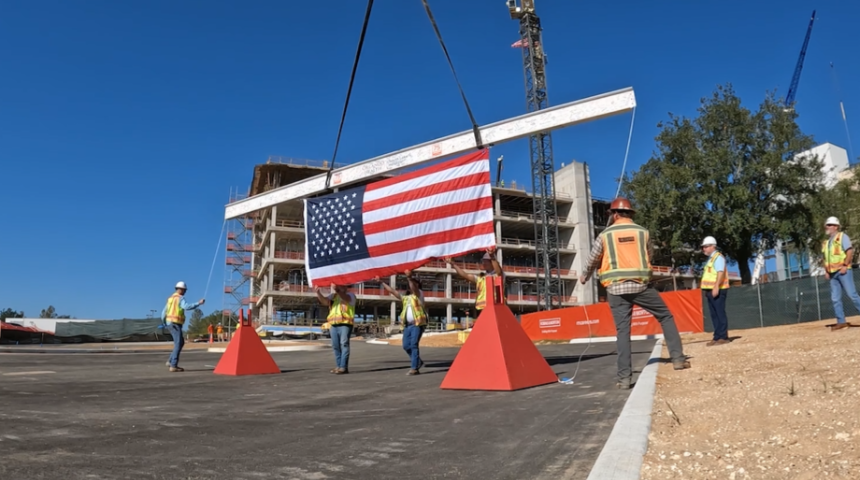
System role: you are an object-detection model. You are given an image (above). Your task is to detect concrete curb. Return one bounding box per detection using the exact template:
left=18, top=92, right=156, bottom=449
left=586, top=339, right=663, bottom=480
left=207, top=345, right=325, bottom=353
left=569, top=334, right=664, bottom=345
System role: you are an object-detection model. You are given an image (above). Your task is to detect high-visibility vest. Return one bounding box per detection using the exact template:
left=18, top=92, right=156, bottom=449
left=327, top=294, right=355, bottom=325
left=165, top=293, right=185, bottom=325
left=701, top=252, right=729, bottom=290
left=822, top=232, right=850, bottom=273
left=597, top=219, right=652, bottom=287
left=399, top=294, right=427, bottom=326
left=475, top=274, right=505, bottom=310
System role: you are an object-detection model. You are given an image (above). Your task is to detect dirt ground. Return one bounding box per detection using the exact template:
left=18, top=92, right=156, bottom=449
left=641, top=319, right=860, bottom=479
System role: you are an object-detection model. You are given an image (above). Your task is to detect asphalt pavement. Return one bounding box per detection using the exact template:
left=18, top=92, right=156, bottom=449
left=0, top=340, right=654, bottom=480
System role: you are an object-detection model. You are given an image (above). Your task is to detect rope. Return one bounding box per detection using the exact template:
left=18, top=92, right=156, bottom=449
left=559, top=301, right=593, bottom=385
left=615, top=107, right=637, bottom=198
left=420, top=0, right=483, bottom=149
left=204, top=219, right=227, bottom=300
left=326, top=0, right=375, bottom=188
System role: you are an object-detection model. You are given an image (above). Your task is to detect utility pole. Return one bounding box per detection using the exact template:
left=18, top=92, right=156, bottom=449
left=508, top=0, right=561, bottom=310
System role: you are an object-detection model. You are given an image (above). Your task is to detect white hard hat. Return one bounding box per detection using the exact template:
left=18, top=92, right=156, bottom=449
left=175, top=281, right=188, bottom=290
left=701, top=236, right=717, bottom=247
left=825, top=216, right=840, bottom=226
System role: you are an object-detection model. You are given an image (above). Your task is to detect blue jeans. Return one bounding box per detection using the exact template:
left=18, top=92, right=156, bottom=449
left=330, top=325, right=352, bottom=369
left=167, top=322, right=185, bottom=367
left=829, top=270, right=860, bottom=324
left=402, top=324, right=425, bottom=370
left=705, top=289, right=729, bottom=341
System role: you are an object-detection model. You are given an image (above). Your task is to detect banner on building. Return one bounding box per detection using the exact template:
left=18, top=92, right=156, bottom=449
left=520, top=289, right=704, bottom=341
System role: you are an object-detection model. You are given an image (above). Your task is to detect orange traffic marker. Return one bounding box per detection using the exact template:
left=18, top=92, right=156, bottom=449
left=214, top=309, right=281, bottom=376
left=440, top=276, right=558, bottom=391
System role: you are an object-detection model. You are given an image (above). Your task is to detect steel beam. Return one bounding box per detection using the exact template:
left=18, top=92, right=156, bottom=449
left=224, top=87, right=636, bottom=220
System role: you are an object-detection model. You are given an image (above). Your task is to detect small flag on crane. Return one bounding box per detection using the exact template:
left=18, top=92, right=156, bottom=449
left=303, top=149, right=496, bottom=287
left=511, top=39, right=540, bottom=48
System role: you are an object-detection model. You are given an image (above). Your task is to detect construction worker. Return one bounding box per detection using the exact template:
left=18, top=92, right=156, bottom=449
left=579, top=198, right=690, bottom=389
left=315, top=283, right=356, bottom=374
left=445, top=246, right=504, bottom=319
left=162, top=281, right=205, bottom=372
left=822, top=216, right=859, bottom=331
left=376, top=270, right=427, bottom=375
left=207, top=323, right=214, bottom=343
left=216, top=323, right=225, bottom=342
left=701, top=236, right=730, bottom=346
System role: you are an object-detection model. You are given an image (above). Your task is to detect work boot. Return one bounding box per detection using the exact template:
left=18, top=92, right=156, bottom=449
left=418, top=359, right=425, bottom=369
left=673, top=360, right=691, bottom=371
left=334, top=368, right=349, bottom=374
left=407, top=369, right=420, bottom=376
left=832, top=323, right=849, bottom=331
left=616, top=379, right=632, bottom=390
left=169, top=366, right=184, bottom=372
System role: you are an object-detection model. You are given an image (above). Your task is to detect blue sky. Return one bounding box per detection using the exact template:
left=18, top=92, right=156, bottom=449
left=1, top=0, right=857, bottom=320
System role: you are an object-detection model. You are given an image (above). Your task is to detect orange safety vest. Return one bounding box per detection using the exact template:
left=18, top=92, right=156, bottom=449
left=597, top=218, right=652, bottom=287
left=701, top=252, right=730, bottom=290
left=165, top=293, right=185, bottom=325
left=475, top=273, right=505, bottom=310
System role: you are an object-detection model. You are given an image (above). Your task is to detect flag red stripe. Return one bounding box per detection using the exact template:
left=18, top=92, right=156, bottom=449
left=363, top=196, right=493, bottom=235
left=364, top=149, right=489, bottom=192
left=367, top=221, right=496, bottom=258
left=363, top=171, right=490, bottom=213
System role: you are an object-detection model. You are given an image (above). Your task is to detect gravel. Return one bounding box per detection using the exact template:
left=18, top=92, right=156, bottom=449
left=641, top=319, right=860, bottom=479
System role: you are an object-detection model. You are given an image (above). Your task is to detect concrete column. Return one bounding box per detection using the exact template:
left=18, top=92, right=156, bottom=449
left=494, top=194, right=501, bottom=215
left=270, top=230, right=276, bottom=257
left=446, top=273, right=452, bottom=297
left=446, top=303, right=452, bottom=327
left=495, top=220, right=502, bottom=245
left=267, top=296, right=273, bottom=324
left=390, top=301, right=397, bottom=324
left=268, top=264, right=274, bottom=291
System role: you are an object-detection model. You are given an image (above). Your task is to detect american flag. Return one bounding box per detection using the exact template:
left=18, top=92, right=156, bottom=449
left=303, top=149, right=496, bottom=287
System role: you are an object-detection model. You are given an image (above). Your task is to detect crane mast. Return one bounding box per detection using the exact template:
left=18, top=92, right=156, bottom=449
left=785, top=10, right=816, bottom=107
left=508, top=0, right=561, bottom=311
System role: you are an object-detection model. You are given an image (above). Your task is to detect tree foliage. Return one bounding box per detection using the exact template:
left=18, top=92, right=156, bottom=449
left=622, top=84, right=824, bottom=283
left=1, top=308, right=25, bottom=321
left=186, top=310, right=224, bottom=337
left=38, top=305, right=71, bottom=319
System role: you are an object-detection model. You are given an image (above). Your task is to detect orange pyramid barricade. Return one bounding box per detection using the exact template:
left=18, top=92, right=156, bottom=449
left=440, top=276, right=558, bottom=391
left=214, top=309, right=281, bottom=376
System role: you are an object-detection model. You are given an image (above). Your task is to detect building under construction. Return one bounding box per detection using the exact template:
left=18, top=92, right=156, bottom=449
left=223, top=156, right=702, bottom=327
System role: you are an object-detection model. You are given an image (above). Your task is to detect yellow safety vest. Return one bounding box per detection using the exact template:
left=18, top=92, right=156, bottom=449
left=701, top=252, right=729, bottom=290
left=822, top=232, right=850, bottom=274
left=165, top=293, right=185, bottom=325
left=475, top=274, right=505, bottom=310
left=327, top=294, right=355, bottom=325
left=399, top=294, right=427, bottom=326
left=597, top=219, right=652, bottom=287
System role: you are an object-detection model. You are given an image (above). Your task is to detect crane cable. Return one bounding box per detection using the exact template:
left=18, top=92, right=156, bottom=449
left=614, top=107, right=638, bottom=198
left=420, top=0, right=484, bottom=149
left=830, top=62, right=856, bottom=163
left=326, top=0, right=375, bottom=188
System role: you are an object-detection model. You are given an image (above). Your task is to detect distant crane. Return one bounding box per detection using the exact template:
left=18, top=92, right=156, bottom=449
left=507, top=0, right=562, bottom=311
left=785, top=10, right=816, bottom=107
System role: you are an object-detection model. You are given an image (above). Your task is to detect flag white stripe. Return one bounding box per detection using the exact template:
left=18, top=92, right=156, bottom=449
left=363, top=159, right=489, bottom=203
left=363, top=184, right=491, bottom=226
left=365, top=209, right=493, bottom=248
left=307, top=234, right=497, bottom=284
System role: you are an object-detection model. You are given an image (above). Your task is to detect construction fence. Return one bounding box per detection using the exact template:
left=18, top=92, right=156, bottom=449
left=701, top=271, right=858, bottom=332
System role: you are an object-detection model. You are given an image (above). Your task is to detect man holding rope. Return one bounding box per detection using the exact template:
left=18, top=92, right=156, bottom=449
left=579, top=198, right=690, bottom=389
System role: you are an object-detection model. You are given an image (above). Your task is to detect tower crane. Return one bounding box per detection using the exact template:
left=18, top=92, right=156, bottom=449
left=507, top=0, right=561, bottom=311
left=785, top=10, right=816, bottom=107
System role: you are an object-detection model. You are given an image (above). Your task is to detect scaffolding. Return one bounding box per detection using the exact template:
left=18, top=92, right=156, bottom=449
left=223, top=187, right=256, bottom=330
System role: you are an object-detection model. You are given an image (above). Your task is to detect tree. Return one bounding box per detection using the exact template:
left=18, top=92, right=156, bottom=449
left=0, top=308, right=25, bottom=321
left=622, top=84, right=824, bottom=283
left=40, top=305, right=57, bottom=318
left=187, top=311, right=222, bottom=337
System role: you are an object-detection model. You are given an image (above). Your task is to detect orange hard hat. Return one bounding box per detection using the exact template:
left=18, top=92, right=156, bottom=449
left=609, top=197, right=635, bottom=213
